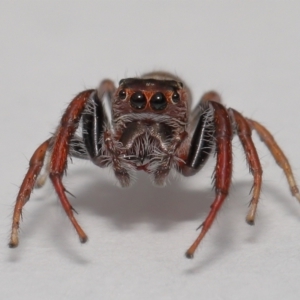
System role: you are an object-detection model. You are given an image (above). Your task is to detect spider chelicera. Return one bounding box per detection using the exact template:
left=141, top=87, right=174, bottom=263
left=9, top=71, right=300, bottom=258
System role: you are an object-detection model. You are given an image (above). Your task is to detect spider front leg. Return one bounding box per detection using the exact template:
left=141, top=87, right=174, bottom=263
left=48, top=89, right=96, bottom=244
left=180, top=94, right=233, bottom=258
left=82, top=79, right=116, bottom=161
left=9, top=89, right=94, bottom=248
left=81, top=80, right=133, bottom=187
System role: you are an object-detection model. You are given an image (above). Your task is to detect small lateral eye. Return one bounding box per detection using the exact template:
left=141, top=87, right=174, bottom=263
left=118, top=89, right=127, bottom=100
left=172, top=91, right=180, bottom=103
left=130, top=91, right=147, bottom=109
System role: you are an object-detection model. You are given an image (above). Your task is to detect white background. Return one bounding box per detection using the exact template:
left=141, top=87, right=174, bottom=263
left=1, top=1, right=300, bottom=300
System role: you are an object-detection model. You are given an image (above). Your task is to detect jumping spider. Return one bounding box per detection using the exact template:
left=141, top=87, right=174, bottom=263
left=10, top=72, right=300, bottom=258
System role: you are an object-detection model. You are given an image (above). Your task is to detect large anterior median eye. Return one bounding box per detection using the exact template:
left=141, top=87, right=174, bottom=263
left=150, top=92, right=167, bottom=111
left=130, top=91, right=147, bottom=109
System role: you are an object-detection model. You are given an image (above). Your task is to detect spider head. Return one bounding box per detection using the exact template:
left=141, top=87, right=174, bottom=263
left=112, top=77, right=189, bottom=129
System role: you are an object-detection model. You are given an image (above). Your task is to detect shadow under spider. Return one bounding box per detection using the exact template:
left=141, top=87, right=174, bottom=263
left=71, top=171, right=213, bottom=231
left=69, top=166, right=299, bottom=228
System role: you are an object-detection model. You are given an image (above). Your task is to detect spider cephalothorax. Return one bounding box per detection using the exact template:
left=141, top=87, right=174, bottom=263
left=9, top=71, right=300, bottom=259
left=96, top=74, right=190, bottom=187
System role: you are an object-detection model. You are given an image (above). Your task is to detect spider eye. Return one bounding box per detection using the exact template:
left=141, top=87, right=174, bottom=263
left=172, top=91, right=180, bottom=103
left=150, top=92, right=167, bottom=111
left=118, top=89, right=127, bottom=100
left=130, top=91, right=147, bottom=109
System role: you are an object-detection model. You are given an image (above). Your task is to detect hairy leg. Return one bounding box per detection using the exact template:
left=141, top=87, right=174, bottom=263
left=186, top=101, right=233, bottom=258
left=49, top=89, right=94, bottom=244
left=229, top=109, right=263, bottom=224
left=247, top=119, right=300, bottom=202
left=9, top=138, right=52, bottom=247
left=10, top=89, right=95, bottom=248
left=180, top=92, right=217, bottom=176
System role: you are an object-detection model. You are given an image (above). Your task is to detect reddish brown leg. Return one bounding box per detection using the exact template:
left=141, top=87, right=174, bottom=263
left=49, top=89, right=94, bottom=244
left=229, top=109, right=263, bottom=225
left=9, top=138, right=52, bottom=247
left=186, top=101, right=233, bottom=258
left=247, top=119, right=300, bottom=202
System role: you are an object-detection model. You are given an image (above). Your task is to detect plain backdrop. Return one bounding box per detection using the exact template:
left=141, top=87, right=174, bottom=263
left=1, top=1, right=300, bottom=300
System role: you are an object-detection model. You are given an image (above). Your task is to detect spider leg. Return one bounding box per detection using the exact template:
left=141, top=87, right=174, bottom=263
left=189, top=91, right=221, bottom=129
left=185, top=100, right=233, bottom=258
left=82, top=80, right=139, bottom=187
left=180, top=92, right=216, bottom=176
left=9, top=138, right=52, bottom=247
left=10, top=89, right=95, bottom=248
left=48, top=89, right=94, bottom=244
left=82, top=79, right=115, bottom=161
left=36, top=80, right=115, bottom=192
left=228, top=109, right=263, bottom=225
left=69, top=135, right=90, bottom=159
left=247, top=119, right=300, bottom=202
left=35, top=134, right=89, bottom=190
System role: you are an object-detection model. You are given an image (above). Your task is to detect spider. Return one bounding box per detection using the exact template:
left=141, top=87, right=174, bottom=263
left=9, top=71, right=300, bottom=258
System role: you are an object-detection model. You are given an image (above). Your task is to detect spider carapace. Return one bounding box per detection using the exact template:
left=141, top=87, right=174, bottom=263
left=9, top=72, right=300, bottom=258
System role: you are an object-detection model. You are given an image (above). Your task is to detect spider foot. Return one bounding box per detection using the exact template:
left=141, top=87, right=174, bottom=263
left=79, top=235, right=88, bottom=244
left=246, top=202, right=257, bottom=225
left=291, top=186, right=300, bottom=203
left=185, top=250, right=194, bottom=259
left=9, top=229, right=19, bottom=248
left=246, top=217, right=255, bottom=226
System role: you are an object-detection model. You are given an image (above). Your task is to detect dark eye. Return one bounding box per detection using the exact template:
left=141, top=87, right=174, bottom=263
left=130, top=91, right=147, bottom=109
left=172, top=91, right=180, bottom=103
left=150, top=92, right=167, bottom=111
left=118, top=89, right=127, bottom=100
